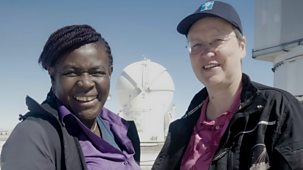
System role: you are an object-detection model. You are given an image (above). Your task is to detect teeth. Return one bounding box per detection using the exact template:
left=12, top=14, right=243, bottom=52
left=203, top=63, right=219, bottom=69
left=74, top=96, right=96, bottom=102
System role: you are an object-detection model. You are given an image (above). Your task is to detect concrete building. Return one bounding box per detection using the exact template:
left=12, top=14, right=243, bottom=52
left=253, top=0, right=303, bottom=101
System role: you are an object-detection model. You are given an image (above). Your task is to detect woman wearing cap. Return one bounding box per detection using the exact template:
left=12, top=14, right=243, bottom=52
left=1, top=24, right=140, bottom=170
left=153, top=1, right=303, bottom=170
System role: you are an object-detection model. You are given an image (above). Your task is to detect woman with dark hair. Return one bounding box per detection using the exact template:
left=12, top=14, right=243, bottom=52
left=1, top=24, right=140, bottom=170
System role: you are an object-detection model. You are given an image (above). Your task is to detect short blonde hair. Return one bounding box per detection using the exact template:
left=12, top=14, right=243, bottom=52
left=234, top=28, right=244, bottom=42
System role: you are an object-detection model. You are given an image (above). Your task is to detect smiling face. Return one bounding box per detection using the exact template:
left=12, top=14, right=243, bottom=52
left=49, top=42, right=112, bottom=124
left=187, top=17, right=246, bottom=89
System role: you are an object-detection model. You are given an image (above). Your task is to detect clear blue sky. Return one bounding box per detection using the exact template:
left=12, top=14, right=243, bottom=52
left=0, top=0, right=273, bottom=130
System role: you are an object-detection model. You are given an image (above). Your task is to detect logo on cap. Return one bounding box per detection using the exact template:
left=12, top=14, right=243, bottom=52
left=200, top=1, right=214, bottom=12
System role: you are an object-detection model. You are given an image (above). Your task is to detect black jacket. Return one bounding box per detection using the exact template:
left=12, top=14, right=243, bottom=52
left=1, top=93, right=140, bottom=170
left=152, top=74, right=303, bottom=170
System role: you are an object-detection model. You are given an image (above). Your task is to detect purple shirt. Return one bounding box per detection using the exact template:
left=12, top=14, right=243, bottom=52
left=58, top=105, right=140, bottom=170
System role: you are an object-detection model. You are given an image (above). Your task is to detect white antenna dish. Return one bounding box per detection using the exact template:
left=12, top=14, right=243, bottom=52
left=116, top=58, right=174, bottom=142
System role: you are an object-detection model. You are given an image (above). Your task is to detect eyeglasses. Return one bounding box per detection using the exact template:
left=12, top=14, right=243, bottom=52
left=187, top=33, right=235, bottom=55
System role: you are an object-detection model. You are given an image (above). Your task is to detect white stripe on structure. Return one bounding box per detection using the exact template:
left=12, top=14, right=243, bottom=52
left=234, top=121, right=276, bottom=138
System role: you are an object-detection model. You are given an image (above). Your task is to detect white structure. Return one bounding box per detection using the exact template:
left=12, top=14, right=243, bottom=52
left=116, top=58, right=175, bottom=142
left=253, top=0, right=303, bottom=101
left=116, top=58, right=175, bottom=169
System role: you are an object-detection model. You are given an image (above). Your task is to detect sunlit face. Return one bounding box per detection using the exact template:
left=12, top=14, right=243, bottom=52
left=187, top=17, right=246, bottom=89
left=49, top=42, right=112, bottom=124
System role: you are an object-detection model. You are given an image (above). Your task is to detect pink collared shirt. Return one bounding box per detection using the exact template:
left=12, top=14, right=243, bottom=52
left=180, top=89, right=241, bottom=170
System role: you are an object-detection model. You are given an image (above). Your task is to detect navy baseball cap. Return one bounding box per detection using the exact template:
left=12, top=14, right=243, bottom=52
left=177, top=1, right=242, bottom=35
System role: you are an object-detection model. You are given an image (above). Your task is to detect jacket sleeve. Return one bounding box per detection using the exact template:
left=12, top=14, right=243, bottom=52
left=126, top=120, right=140, bottom=164
left=152, top=131, right=172, bottom=170
left=1, top=119, right=58, bottom=170
left=271, top=95, right=303, bottom=169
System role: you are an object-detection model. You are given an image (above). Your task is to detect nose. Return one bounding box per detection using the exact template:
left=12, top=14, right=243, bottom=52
left=76, top=74, right=94, bottom=88
left=203, top=42, right=218, bottom=55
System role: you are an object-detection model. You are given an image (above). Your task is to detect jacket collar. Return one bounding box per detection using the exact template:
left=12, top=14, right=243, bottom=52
left=183, top=73, right=262, bottom=119
left=167, top=73, right=267, bottom=162
left=24, top=90, right=60, bottom=121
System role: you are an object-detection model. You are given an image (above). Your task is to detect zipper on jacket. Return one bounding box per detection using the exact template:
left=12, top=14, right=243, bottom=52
left=182, top=103, right=203, bottom=118
left=213, top=148, right=231, bottom=161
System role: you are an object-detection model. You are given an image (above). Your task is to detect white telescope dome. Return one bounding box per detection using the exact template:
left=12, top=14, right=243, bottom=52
left=116, top=58, right=174, bottom=142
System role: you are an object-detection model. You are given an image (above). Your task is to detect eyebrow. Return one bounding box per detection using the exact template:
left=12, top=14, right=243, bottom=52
left=61, top=64, right=108, bottom=70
